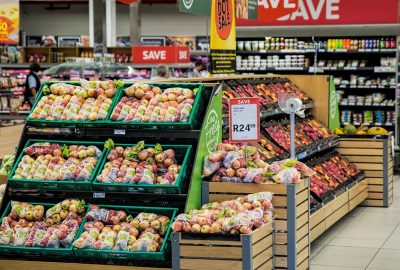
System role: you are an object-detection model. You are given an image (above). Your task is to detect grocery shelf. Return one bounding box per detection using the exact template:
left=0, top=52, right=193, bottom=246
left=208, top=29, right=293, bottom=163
left=190, top=50, right=209, bottom=56
left=237, top=49, right=315, bottom=54
left=0, top=114, right=27, bottom=120
left=336, top=85, right=396, bottom=90
left=0, top=63, right=57, bottom=69
left=318, top=48, right=397, bottom=53
left=339, top=104, right=396, bottom=109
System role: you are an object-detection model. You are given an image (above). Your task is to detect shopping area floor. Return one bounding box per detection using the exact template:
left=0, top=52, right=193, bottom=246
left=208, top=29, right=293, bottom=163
left=310, top=175, right=400, bottom=269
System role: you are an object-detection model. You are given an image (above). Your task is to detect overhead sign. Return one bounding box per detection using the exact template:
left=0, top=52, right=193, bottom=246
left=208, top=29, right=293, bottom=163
left=237, top=0, right=400, bottom=26
left=229, top=97, right=260, bottom=143
left=179, top=0, right=258, bottom=20
left=132, top=46, right=190, bottom=64
left=210, top=0, right=236, bottom=74
left=0, top=0, right=19, bottom=45
left=179, top=0, right=212, bottom=16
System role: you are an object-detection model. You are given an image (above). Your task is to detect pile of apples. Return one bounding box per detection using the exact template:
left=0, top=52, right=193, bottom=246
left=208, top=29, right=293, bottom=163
left=96, top=140, right=182, bottom=185
left=172, top=192, right=273, bottom=234
left=110, top=83, right=196, bottom=123
left=203, top=143, right=269, bottom=184
left=310, top=173, right=333, bottom=198
left=12, top=142, right=102, bottom=181
left=0, top=199, right=85, bottom=248
left=29, top=80, right=118, bottom=121
left=74, top=205, right=170, bottom=252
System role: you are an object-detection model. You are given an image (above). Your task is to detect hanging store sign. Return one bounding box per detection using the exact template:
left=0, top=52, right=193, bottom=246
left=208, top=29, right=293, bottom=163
left=229, top=97, right=260, bottom=143
left=210, top=0, right=237, bottom=74
left=179, top=0, right=212, bottom=16
left=132, top=46, right=190, bottom=64
left=237, top=0, right=400, bottom=26
left=0, top=0, right=19, bottom=45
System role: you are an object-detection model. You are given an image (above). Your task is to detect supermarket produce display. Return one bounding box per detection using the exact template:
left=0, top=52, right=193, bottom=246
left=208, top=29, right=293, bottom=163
left=0, top=75, right=370, bottom=270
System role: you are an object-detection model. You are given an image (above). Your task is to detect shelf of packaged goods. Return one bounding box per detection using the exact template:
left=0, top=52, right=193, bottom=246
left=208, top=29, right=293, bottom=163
left=0, top=110, right=30, bottom=115
left=0, top=63, right=57, bottom=69
left=236, top=49, right=316, bottom=54
left=318, top=48, right=397, bottom=53
left=336, top=86, right=396, bottom=90
left=237, top=67, right=308, bottom=72
left=341, top=122, right=395, bottom=128
left=313, top=67, right=396, bottom=73
left=339, top=104, right=396, bottom=109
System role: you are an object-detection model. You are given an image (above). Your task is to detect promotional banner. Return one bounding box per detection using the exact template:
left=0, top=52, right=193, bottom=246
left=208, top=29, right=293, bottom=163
left=186, top=85, right=222, bottom=212
left=210, top=0, right=236, bottom=74
left=179, top=0, right=212, bottom=16
left=0, top=0, right=19, bottom=45
left=179, top=0, right=258, bottom=19
left=237, top=0, right=400, bottom=26
left=132, top=46, right=190, bottom=64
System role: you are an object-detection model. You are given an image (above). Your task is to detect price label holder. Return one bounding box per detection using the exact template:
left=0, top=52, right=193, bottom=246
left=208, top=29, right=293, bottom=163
left=229, top=97, right=260, bottom=143
left=93, top=192, right=106, bottom=198
left=114, top=129, right=126, bottom=135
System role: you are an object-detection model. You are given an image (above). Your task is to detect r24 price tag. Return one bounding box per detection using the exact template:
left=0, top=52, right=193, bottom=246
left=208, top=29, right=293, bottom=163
left=229, top=97, right=260, bottom=143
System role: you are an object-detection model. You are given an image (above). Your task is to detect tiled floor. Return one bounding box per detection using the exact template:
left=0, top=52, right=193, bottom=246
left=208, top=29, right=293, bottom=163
left=311, top=176, right=400, bottom=269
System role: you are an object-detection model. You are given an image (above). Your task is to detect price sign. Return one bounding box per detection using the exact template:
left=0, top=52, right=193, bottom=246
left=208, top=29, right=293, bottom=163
left=229, top=97, right=260, bottom=143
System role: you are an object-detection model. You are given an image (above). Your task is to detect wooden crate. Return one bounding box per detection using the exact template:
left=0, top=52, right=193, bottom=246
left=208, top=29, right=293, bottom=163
left=171, top=222, right=274, bottom=270
left=310, top=180, right=368, bottom=242
left=337, top=135, right=393, bottom=207
left=202, top=179, right=310, bottom=270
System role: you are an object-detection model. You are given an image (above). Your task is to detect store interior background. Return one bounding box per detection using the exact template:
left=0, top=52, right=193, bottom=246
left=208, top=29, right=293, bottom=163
left=0, top=1, right=400, bottom=269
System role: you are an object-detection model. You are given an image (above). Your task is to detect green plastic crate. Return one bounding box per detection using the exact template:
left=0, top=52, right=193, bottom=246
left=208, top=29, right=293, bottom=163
left=7, top=139, right=106, bottom=191
left=106, top=82, right=204, bottom=130
left=0, top=201, right=86, bottom=257
left=26, top=81, right=121, bottom=128
left=73, top=205, right=177, bottom=261
left=92, top=143, right=192, bottom=194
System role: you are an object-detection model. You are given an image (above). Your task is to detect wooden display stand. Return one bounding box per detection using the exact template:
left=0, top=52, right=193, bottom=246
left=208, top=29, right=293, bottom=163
left=336, top=135, right=394, bottom=207
left=171, top=222, right=273, bottom=270
left=310, top=180, right=368, bottom=242
left=202, top=179, right=310, bottom=270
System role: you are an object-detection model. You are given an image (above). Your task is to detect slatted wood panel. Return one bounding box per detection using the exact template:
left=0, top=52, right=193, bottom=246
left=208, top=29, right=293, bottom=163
left=205, top=179, right=310, bottom=269
left=310, top=180, right=367, bottom=242
left=337, top=136, right=393, bottom=207
left=174, top=222, right=274, bottom=270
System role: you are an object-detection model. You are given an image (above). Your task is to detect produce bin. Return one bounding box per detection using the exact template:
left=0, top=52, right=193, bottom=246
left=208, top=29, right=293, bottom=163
left=0, top=201, right=85, bottom=257
left=92, top=143, right=192, bottom=194
left=202, top=179, right=310, bottom=270
left=8, top=139, right=106, bottom=191
left=171, top=222, right=274, bottom=270
left=73, top=205, right=177, bottom=261
left=26, top=81, right=121, bottom=128
left=336, top=134, right=394, bottom=207
left=106, top=83, right=205, bottom=130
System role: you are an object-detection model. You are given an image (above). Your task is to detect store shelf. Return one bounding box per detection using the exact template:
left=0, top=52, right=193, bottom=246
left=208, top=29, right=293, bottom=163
left=0, top=110, right=30, bottom=115
left=318, top=48, right=397, bottom=53
left=190, top=50, right=209, bottom=56
left=339, top=104, right=396, bottom=109
left=237, top=49, right=315, bottom=54
left=0, top=63, right=57, bottom=69
left=237, top=67, right=308, bottom=72
left=0, top=114, right=27, bottom=120
left=336, top=85, right=396, bottom=90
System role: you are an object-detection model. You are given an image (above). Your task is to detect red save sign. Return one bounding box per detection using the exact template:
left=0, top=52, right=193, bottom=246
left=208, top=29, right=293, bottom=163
left=132, top=46, right=190, bottom=64
left=229, top=97, right=260, bottom=143
left=237, top=0, right=400, bottom=26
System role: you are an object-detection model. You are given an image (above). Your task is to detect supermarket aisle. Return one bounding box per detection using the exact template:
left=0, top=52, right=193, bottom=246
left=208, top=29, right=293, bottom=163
left=311, top=176, right=400, bottom=269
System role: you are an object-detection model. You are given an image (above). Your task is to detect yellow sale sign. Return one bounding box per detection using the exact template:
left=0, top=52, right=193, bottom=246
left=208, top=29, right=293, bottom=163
left=0, top=0, right=19, bottom=44
left=210, top=0, right=236, bottom=74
